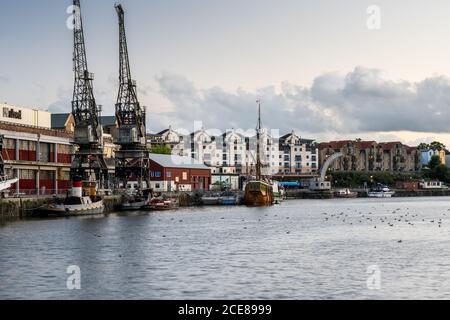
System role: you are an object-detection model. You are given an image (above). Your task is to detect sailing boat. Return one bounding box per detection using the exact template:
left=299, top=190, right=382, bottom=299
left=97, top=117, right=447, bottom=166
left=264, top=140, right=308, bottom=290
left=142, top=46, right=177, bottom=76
left=244, top=100, right=274, bottom=206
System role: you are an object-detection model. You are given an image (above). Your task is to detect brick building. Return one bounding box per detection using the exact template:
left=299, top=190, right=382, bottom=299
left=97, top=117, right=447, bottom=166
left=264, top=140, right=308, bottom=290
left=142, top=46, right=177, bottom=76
left=0, top=121, right=74, bottom=195
left=149, top=153, right=211, bottom=192
left=318, top=140, right=421, bottom=173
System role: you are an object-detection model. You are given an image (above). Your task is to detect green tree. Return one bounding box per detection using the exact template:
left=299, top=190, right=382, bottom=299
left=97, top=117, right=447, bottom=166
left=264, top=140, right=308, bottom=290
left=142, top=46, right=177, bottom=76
left=428, top=155, right=441, bottom=170
left=418, top=143, right=430, bottom=151
left=150, top=144, right=172, bottom=155
left=430, top=141, right=446, bottom=151
left=433, top=164, right=450, bottom=182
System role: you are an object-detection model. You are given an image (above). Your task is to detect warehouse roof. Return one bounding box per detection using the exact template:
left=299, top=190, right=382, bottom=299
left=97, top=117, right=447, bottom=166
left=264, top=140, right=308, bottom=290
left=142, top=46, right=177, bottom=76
left=51, top=113, right=71, bottom=129
left=51, top=114, right=116, bottom=129
left=149, top=153, right=210, bottom=170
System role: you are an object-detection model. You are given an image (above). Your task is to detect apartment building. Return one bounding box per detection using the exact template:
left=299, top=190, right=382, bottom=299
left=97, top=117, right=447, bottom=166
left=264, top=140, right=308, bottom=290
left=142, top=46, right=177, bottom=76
left=318, top=140, right=421, bottom=173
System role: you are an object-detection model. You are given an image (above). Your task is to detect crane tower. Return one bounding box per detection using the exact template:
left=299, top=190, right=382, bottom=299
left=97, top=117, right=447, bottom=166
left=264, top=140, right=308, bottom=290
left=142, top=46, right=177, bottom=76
left=70, top=0, right=109, bottom=192
left=114, top=3, right=151, bottom=196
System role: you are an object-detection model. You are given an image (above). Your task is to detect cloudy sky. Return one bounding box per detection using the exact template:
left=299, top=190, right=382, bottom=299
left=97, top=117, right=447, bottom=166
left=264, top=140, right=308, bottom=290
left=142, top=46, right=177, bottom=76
left=2, top=0, right=450, bottom=146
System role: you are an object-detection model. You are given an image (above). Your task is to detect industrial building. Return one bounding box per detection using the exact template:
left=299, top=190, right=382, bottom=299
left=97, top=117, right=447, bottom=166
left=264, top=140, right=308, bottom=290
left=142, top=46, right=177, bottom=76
left=0, top=104, right=74, bottom=196
left=148, top=153, right=211, bottom=192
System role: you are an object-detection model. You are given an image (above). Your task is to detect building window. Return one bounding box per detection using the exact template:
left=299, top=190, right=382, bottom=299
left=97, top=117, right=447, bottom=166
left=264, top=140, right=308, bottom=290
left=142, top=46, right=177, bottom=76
left=155, top=171, right=161, bottom=178
left=167, top=172, right=172, bottom=178
left=182, top=172, right=188, bottom=180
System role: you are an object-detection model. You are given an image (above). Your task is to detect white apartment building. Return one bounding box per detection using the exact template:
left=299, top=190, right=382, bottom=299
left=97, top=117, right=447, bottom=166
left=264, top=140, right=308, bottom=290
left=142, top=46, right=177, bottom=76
left=150, top=127, right=318, bottom=176
left=277, top=131, right=318, bottom=175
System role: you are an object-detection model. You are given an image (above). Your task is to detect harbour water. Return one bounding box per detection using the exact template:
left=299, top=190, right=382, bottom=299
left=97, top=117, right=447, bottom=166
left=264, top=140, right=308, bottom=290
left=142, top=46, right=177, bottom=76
left=1, top=197, right=450, bottom=300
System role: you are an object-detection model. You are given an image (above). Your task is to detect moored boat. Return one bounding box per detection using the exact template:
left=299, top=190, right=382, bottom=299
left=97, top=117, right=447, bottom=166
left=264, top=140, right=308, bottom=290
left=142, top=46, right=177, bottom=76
left=243, top=100, right=274, bottom=207
left=244, top=180, right=274, bottom=206
left=142, top=198, right=178, bottom=211
left=39, top=196, right=104, bottom=217
left=219, top=192, right=239, bottom=205
left=334, top=188, right=358, bottom=198
left=35, top=178, right=105, bottom=217
left=368, top=184, right=395, bottom=198
left=201, top=194, right=222, bottom=205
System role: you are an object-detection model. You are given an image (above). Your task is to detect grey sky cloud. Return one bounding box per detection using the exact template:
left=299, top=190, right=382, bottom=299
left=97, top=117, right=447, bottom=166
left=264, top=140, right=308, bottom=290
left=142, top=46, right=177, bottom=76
left=152, top=67, right=450, bottom=136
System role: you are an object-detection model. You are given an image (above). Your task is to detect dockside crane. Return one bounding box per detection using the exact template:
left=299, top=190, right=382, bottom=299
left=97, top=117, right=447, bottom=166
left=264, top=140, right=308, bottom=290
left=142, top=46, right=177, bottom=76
left=70, top=0, right=109, bottom=193
left=114, top=3, right=151, bottom=197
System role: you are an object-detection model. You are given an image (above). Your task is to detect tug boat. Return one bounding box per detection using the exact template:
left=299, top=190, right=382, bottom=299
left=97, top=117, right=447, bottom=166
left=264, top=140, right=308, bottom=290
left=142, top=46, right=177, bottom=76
left=36, top=179, right=104, bottom=217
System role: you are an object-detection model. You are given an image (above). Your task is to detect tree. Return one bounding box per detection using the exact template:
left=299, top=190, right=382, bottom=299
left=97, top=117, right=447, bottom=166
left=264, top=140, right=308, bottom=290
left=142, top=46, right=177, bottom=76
left=418, top=143, right=430, bottom=151
left=430, top=141, right=446, bottom=151
left=433, top=164, right=450, bottom=182
left=150, top=144, right=172, bottom=155
left=428, top=155, right=441, bottom=170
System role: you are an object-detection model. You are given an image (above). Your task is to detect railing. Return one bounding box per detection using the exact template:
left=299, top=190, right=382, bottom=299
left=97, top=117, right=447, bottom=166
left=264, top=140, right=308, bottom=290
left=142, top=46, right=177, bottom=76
left=3, top=189, right=70, bottom=199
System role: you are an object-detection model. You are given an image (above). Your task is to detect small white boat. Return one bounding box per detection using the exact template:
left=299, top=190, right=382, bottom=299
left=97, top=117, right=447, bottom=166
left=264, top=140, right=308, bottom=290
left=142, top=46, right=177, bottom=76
left=334, top=188, right=358, bottom=198
left=368, top=184, right=395, bottom=198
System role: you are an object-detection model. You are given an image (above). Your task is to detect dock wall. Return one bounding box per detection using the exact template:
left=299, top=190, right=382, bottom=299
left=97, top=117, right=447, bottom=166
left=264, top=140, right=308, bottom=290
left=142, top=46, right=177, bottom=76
left=0, top=196, right=122, bottom=218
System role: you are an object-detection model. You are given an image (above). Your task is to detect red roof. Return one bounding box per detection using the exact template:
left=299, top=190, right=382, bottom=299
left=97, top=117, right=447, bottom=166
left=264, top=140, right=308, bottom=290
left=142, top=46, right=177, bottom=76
left=318, top=140, right=417, bottom=152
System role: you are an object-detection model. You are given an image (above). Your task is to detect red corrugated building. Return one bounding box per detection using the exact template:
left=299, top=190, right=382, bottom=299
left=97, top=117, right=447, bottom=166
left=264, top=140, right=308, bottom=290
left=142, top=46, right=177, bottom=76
left=149, top=153, right=212, bottom=192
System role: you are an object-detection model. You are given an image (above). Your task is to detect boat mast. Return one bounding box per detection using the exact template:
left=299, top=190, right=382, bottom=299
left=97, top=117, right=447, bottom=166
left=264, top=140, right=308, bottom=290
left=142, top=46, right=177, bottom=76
left=256, top=99, right=262, bottom=180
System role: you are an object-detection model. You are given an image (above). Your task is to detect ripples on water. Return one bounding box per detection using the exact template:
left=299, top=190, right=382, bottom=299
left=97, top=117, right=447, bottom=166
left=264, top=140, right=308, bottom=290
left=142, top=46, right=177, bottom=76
left=1, top=197, right=450, bottom=300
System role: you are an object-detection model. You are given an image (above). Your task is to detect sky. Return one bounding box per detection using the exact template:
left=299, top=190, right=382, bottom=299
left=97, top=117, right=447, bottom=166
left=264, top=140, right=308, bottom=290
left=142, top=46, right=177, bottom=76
left=2, top=0, right=450, bottom=146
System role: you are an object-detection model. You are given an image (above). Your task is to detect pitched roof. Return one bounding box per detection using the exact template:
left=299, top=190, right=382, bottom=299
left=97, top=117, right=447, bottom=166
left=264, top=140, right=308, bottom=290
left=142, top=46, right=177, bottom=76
left=51, top=113, right=71, bottom=129
left=100, top=116, right=116, bottom=127
left=51, top=114, right=116, bottom=128
left=149, top=153, right=210, bottom=170
left=157, top=129, right=169, bottom=135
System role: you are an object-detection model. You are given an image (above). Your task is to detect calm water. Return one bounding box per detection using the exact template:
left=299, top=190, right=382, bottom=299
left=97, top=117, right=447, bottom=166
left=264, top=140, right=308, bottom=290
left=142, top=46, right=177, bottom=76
left=1, top=197, right=450, bottom=300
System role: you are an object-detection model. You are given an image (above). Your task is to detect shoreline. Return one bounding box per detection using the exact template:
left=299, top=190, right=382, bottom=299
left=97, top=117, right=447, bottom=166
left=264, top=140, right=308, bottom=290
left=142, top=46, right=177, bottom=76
left=1, top=190, right=450, bottom=219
